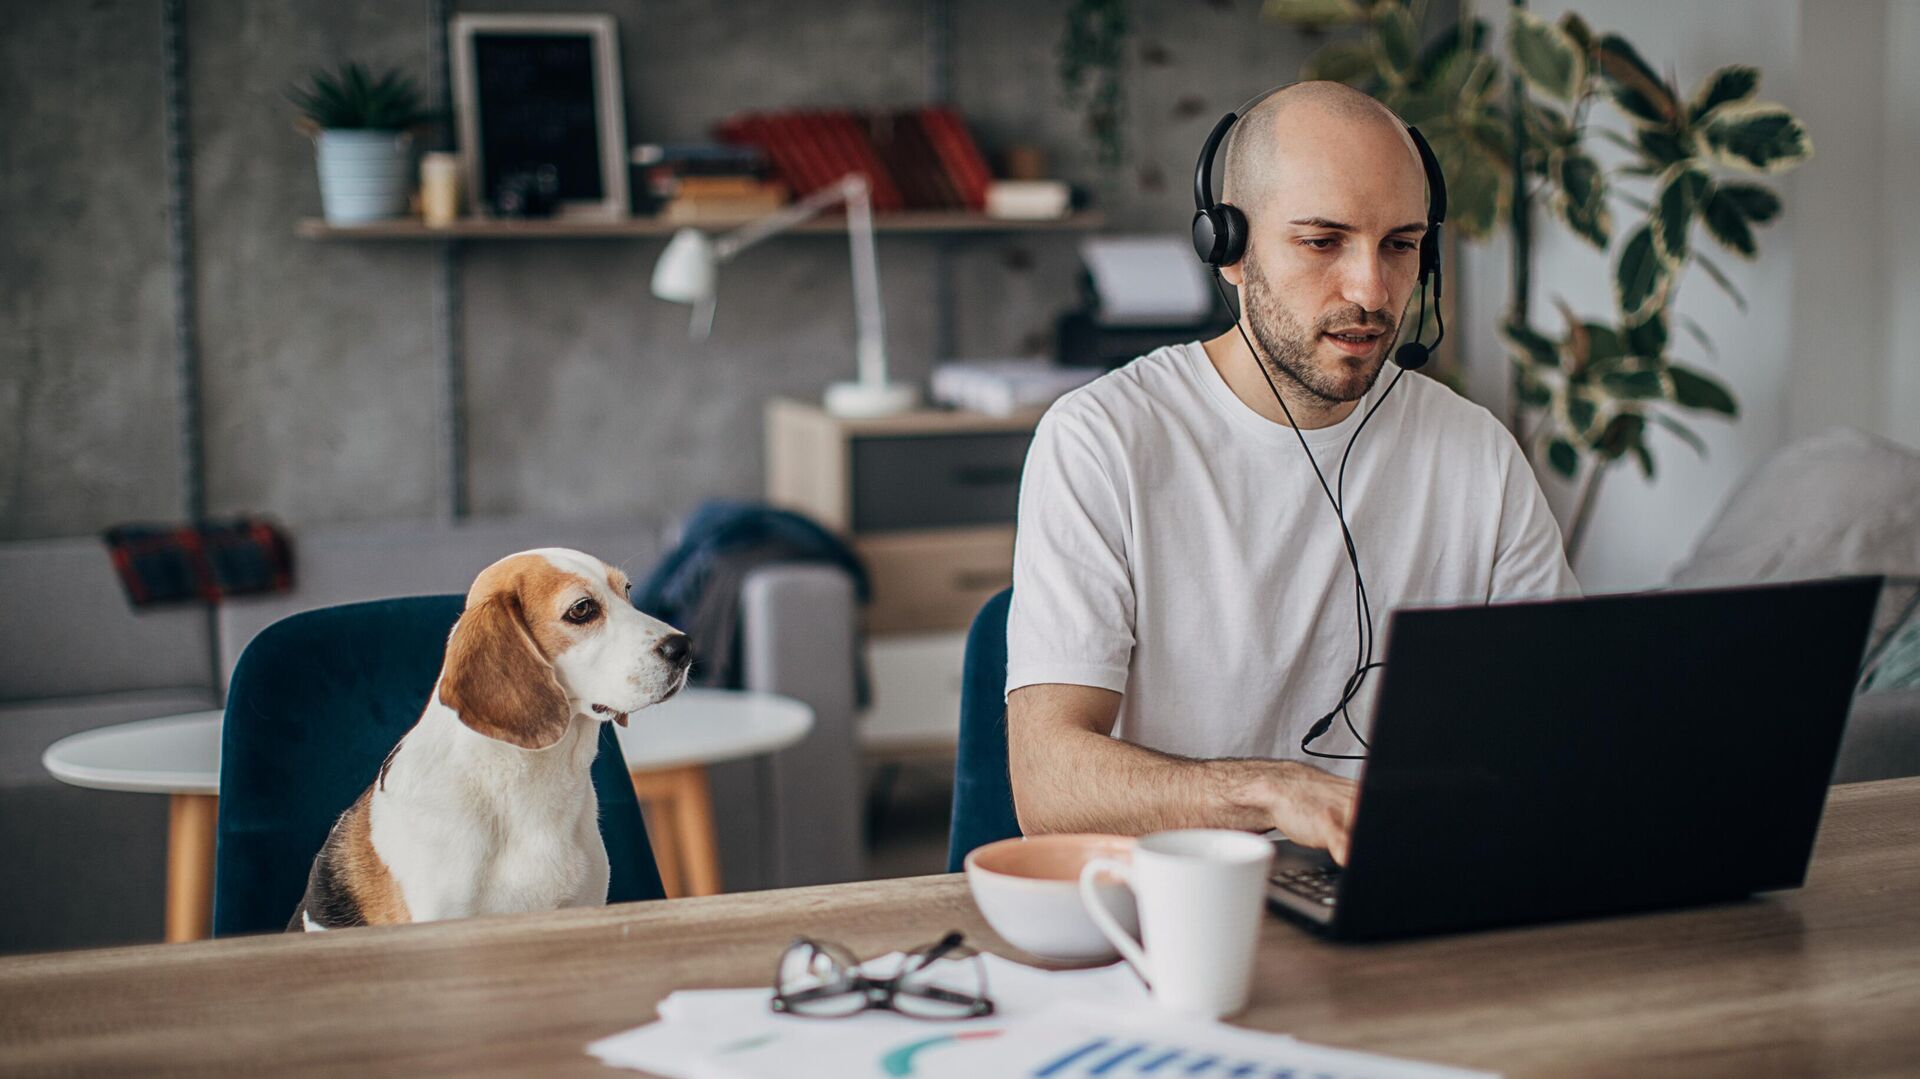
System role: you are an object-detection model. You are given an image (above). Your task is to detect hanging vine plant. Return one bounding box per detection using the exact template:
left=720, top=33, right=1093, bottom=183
left=1059, top=0, right=1131, bottom=170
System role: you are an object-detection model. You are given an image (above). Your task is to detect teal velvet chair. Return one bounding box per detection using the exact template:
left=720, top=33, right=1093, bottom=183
left=947, top=588, right=1022, bottom=871
left=213, top=595, right=664, bottom=936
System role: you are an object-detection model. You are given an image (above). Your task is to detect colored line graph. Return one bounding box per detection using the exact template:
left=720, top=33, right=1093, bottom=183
left=881, top=1029, right=1006, bottom=1077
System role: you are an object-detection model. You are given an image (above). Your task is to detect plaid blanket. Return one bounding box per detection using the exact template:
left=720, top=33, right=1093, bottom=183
left=102, top=517, right=294, bottom=606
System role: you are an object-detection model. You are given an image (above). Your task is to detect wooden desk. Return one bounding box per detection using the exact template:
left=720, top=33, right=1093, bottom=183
left=4, top=778, right=1917, bottom=1078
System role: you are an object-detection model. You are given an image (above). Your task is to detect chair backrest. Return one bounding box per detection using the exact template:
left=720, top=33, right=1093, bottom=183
left=213, top=595, right=663, bottom=936
left=947, top=588, right=1021, bottom=871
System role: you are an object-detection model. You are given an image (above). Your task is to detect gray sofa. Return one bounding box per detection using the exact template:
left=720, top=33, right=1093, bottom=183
left=0, top=516, right=862, bottom=955
left=1665, top=428, right=1920, bottom=783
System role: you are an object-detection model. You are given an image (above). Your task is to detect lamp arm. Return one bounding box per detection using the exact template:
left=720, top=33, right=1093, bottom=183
left=710, top=174, right=888, bottom=389
left=711, top=175, right=866, bottom=261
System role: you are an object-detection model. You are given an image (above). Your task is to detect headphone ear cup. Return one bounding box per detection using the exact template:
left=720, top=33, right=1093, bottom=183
left=1191, top=209, right=1224, bottom=265
left=1215, top=204, right=1250, bottom=268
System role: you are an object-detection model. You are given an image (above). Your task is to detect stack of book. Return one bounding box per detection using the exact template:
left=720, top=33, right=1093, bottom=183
left=630, top=142, right=788, bottom=223
left=712, top=107, right=995, bottom=213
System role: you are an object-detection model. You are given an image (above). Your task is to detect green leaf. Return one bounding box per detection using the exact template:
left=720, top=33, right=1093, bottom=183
left=1616, top=224, right=1669, bottom=319
left=1563, top=389, right=1602, bottom=442
left=1653, top=164, right=1710, bottom=262
left=1633, top=440, right=1656, bottom=477
left=1625, top=311, right=1669, bottom=357
left=1594, top=33, right=1678, bottom=126
left=1517, top=371, right=1553, bottom=406
left=1552, top=149, right=1612, bottom=248
left=1701, top=187, right=1759, bottom=259
left=1558, top=11, right=1595, bottom=52
left=1713, top=181, right=1782, bottom=224
left=1302, top=41, right=1379, bottom=84
left=1501, top=318, right=1562, bottom=369
left=1547, top=438, right=1580, bottom=478
left=1601, top=368, right=1667, bottom=400
left=1693, top=252, right=1749, bottom=311
left=1374, top=6, right=1419, bottom=79
left=1441, top=139, right=1507, bottom=240
left=1263, top=0, right=1366, bottom=24
left=1415, top=18, right=1488, bottom=79
left=1509, top=9, right=1586, bottom=102
left=1668, top=365, right=1739, bottom=415
left=1650, top=411, right=1708, bottom=456
left=1689, top=65, right=1760, bottom=123
left=1700, top=103, right=1813, bottom=173
left=1636, top=128, right=1693, bottom=168
left=1598, top=411, right=1648, bottom=462
left=1584, top=323, right=1627, bottom=365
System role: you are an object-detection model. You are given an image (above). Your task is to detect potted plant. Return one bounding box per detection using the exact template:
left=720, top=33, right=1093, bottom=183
left=288, top=62, right=435, bottom=225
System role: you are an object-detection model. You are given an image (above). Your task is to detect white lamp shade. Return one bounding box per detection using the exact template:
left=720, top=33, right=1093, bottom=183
left=651, top=228, right=718, bottom=304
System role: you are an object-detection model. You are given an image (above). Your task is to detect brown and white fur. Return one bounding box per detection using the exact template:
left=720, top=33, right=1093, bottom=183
left=290, top=548, right=691, bottom=932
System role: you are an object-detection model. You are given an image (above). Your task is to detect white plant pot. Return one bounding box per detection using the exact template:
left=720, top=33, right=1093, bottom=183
left=314, top=130, right=413, bottom=225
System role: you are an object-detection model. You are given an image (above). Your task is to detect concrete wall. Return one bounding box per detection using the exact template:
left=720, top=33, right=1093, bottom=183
left=1, top=0, right=1317, bottom=540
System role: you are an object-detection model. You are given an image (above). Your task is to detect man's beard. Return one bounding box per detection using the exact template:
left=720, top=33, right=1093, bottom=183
left=1242, top=254, right=1396, bottom=406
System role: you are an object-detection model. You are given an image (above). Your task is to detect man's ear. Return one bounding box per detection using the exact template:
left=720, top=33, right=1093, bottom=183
left=438, top=594, right=572, bottom=750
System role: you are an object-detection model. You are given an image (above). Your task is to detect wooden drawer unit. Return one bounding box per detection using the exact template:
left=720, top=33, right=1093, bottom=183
left=856, top=526, right=1016, bottom=635
left=766, top=398, right=1042, bottom=633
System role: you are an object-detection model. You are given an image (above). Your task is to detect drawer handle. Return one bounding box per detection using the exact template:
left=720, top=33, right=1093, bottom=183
left=953, top=465, right=1023, bottom=487
left=953, top=570, right=1012, bottom=590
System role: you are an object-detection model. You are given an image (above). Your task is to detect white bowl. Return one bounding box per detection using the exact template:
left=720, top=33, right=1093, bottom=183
left=965, top=834, right=1140, bottom=963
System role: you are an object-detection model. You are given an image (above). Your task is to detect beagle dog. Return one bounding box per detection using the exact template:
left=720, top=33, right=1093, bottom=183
left=290, top=548, right=691, bottom=931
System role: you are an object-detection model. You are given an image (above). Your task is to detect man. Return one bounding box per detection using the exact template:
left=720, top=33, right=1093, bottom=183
left=1006, top=82, right=1577, bottom=864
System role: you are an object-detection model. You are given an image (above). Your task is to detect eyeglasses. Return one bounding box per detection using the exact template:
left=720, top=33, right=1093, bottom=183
left=770, top=930, right=996, bottom=1020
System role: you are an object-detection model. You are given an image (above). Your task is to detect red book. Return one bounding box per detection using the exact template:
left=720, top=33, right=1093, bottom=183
left=825, top=110, right=905, bottom=211
left=920, top=107, right=992, bottom=211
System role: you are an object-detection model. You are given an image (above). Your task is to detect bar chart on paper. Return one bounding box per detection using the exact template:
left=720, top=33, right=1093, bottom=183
left=972, top=1005, right=1499, bottom=1079
left=1030, top=1036, right=1363, bottom=1078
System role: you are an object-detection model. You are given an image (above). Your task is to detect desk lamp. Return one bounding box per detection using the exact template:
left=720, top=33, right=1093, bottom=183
left=649, top=173, right=917, bottom=419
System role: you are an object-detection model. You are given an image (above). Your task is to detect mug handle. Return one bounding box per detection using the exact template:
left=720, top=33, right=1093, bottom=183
left=1078, top=857, right=1149, bottom=982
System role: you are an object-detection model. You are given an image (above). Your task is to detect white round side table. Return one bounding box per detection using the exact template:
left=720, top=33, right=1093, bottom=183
left=41, top=688, right=813, bottom=941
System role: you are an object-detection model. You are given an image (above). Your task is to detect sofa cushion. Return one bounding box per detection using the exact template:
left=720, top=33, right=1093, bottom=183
left=215, top=515, right=664, bottom=687
left=1668, top=428, right=1920, bottom=651
left=0, top=538, right=215, bottom=701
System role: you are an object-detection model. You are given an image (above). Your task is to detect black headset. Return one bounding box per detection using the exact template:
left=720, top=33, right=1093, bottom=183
left=1190, top=86, right=1450, bottom=759
left=1192, top=88, right=1449, bottom=369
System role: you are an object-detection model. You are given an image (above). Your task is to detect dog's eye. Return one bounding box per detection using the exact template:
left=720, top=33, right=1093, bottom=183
left=563, top=598, right=600, bottom=624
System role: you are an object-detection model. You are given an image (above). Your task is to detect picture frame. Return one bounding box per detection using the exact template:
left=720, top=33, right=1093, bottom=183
left=450, top=13, right=629, bottom=220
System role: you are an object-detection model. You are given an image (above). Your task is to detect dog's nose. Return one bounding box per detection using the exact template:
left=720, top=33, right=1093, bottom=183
left=655, top=633, right=691, bottom=667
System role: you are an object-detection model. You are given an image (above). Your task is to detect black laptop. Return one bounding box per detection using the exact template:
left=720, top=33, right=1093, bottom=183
left=1266, top=576, right=1883, bottom=941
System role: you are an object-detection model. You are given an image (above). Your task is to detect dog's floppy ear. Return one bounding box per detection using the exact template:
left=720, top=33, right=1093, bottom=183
left=439, top=593, right=572, bottom=750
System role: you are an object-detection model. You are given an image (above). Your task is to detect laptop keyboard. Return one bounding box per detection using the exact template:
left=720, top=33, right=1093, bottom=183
left=1271, top=865, right=1342, bottom=907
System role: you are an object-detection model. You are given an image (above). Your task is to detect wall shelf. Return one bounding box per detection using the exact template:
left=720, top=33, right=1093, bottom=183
left=296, top=210, right=1105, bottom=241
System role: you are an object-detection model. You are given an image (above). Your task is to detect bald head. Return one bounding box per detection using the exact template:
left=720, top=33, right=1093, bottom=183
left=1220, top=81, right=1426, bottom=216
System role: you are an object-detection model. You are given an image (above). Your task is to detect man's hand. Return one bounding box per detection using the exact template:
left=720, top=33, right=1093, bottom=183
left=1257, top=762, right=1358, bottom=865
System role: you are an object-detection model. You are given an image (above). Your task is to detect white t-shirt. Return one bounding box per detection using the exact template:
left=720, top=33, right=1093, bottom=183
left=1006, top=342, right=1578, bottom=776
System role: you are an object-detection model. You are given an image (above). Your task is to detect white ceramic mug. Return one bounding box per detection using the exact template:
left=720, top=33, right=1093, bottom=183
left=1077, top=829, right=1273, bottom=1017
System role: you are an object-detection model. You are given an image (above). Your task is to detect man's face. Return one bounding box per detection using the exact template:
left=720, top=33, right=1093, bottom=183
left=1227, top=118, right=1430, bottom=405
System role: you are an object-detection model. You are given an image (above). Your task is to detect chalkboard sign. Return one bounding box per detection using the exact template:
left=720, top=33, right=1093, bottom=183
left=452, top=14, right=629, bottom=219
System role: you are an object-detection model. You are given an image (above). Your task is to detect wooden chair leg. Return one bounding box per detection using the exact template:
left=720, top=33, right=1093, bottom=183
left=630, top=771, right=685, bottom=899
left=672, top=766, right=722, bottom=898
left=166, top=793, right=217, bottom=942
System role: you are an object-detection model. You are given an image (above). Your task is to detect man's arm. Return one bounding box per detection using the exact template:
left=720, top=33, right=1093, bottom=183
left=1007, top=682, right=1359, bottom=863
